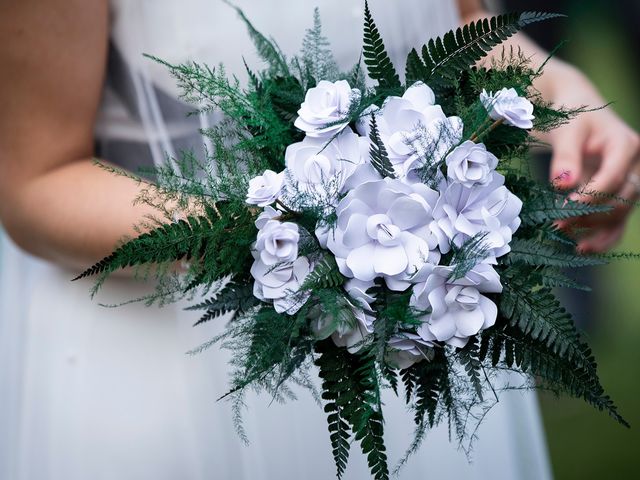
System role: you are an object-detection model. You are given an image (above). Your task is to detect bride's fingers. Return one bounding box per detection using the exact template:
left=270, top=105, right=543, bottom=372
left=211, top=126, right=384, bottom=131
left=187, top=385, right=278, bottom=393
left=548, top=122, right=588, bottom=189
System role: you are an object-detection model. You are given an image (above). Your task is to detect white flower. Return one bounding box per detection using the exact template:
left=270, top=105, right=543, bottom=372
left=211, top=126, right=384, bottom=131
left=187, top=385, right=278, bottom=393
left=246, top=170, right=284, bottom=207
left=480, top=88, right=535, bottom=129
left=411, top=265, right=502, bottom=348
left=386, top=332, right=434, bottom=369
left=250, top=255, right=311, bottom=314
left=284, top=128, right=369, bottom=205
left=326, top=177, right=440, bottom=291
left=431, top=172, right=522, bottom=257
left=446, top=141, right=498, bottom=187
left=357, top=82, right=463, bottom=182
left=255, top=219, right=299, bottom=266
left=295, top=80, right=360, bottom=137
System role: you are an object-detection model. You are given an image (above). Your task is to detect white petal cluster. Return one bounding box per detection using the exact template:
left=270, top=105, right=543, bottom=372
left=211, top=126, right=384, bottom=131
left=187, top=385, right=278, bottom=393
left=246, top=170, right=284, bottom=207
left=411, top=264, right=502, bottom=348
left=326, top=177, right=440, bottom=291
left=446, top=141, right=498, bottom=187
left=431, top=172, right=522, bottom=257
left=250, top=207, right=308, bottom=314
left=480, top=87, right=535, bottom=129
left=284, top=128, right=369, bottom=207
left=357, top=82, right=463, bottom=182
left=295, top=80, right=360, bottom=137
left=386, top=333, right=435, bottom=369
left=251, top=255, right=311, bottom=314
left=247, top=79, right=527, bottom=358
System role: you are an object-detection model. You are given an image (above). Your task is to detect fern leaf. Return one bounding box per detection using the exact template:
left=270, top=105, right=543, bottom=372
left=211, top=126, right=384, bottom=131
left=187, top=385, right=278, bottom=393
left=186, top=282, right=259, bottom=326
left=457, top=337, right=484, bottom=401
left=407, top=12, right=564, bottom=85
left=73, top=216, right=213, bottom=281
left=521, top=193, right=612, bottom=226
left=224, top=1, right=290, bottom=76
left=363, top=1, right=401, bottom=90
left=499, top=278, right=595, bottom=371
left=368, top=114, right=396, bottom=178
left=506, top=238, right=607, bottom=269
left=539, top=268, right=591, bottom=292
left=301, top=256, right=344, bottom=290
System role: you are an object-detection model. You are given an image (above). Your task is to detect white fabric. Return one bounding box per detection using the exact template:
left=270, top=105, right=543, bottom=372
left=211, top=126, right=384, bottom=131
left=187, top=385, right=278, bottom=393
left=0, top=0, right=553, bottom=478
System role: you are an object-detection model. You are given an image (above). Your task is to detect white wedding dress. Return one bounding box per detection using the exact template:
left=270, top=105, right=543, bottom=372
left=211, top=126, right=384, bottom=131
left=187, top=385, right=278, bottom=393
left=0, top=1, right=552, bottom=479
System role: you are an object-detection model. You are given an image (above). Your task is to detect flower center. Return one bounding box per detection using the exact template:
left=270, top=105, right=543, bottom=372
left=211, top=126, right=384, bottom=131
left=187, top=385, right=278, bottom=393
left=366, top=214, right=402, bottom=247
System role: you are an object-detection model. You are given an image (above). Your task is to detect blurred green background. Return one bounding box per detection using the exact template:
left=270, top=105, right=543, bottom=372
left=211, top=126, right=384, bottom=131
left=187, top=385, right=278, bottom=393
left=501, top=0, right=640, bottom=478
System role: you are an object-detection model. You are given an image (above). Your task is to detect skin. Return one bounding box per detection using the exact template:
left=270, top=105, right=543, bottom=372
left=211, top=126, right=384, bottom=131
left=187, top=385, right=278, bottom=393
left=0, top=0, right=638, bottom=272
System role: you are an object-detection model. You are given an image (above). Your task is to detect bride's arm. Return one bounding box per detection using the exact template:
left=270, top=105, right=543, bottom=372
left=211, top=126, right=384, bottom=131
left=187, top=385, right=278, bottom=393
left=0, top=0, right=160, bottom=270
left=457, top=0, right=640, bottom=253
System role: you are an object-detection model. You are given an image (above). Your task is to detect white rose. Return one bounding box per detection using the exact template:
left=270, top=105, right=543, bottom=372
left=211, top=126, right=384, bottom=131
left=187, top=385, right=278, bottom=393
left=480, top=88, right=535, bottom=129
left=446, top=141, right=498, bottom=187
left=411, top=266, right=500, bottom=348
left=357, top=82, right=463, bottom=182
left=326, top=177, right=441, bottom=291
left=431, top=172, right=522, bottom=257
left=255, top=219, right=300, bottom=266
left=251, top=255, right=311, bottom=314
left=294, top=80, right=360, bottom=137
left=284, top=128, right=369, bottom=205
left=246, top=170, right=284, bottom=207
left=386, top=332, right=435, bottom=369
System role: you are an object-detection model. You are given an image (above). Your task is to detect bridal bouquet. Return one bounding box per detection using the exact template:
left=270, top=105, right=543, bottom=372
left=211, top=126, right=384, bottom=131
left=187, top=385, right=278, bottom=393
left=78, top=3, right=629, bottom=478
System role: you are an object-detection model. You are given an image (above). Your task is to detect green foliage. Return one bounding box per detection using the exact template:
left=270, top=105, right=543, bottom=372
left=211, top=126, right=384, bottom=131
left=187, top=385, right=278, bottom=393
left=368, top=114, right=396, bottom=179
left=456, top=337, right=484, bottom=401
left=301, top=256, right=344, bottom=290
left=499, top=267, right=598, bottom=371
left=362, top=1, right=401, bottom=91
left=480, top=325, right=628, bottom=427
left=405, top=12, right=564, bottom=87
left=505, top=238, right=607, bottom=268
left=186, top=282, right=259, bottom=326
left=446, top=232, right=491, bottom=281
left=224, top=1, right=290, bottom=77
left=520, top=190, right=613, bottom=226
left=316, top=340, right=389, bottom=480
left=299, top=7, right=339, bottom=84
left=74, top=214, right=216, bottom=281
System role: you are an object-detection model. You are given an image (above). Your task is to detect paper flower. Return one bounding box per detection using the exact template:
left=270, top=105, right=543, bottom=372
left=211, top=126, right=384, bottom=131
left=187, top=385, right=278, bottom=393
left=326, top=177, right=440, bottom=291
left=294, top=80, right=360, bottom=137
left=480, top=87, right=535, bottom=129
left=411, top=265, right=502, bottom=348
left=357, top=82, right=463, bottom=181
left=431, top=172, right=522, bottom=257
left=246, top=170, right=284, bottom=207
left=254, top=218, right=300, bottom=266
left=386, top=332, right=434, bottom=369
left=284, top=128, right=369, bottom=205
left=446, top=140, right=498, bottom=187
left=250, top=255, right=311, bottom=314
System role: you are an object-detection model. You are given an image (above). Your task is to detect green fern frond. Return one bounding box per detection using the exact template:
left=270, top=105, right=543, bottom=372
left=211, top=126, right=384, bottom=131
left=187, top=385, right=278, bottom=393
left=520, top=193, right=612, bottom=226
left=506, top=238, right=607, bottom=268
left=301, top=256, right=344, bottom=290
left=406, top=12, right=564, bottom=86
left=499, top=277, right=595, bottom=371
left=368, top=114, right=396, bottom=178
left=186, top=282, right=259, bottom=326
left=539, top=268, right=591, bottom=292
left=363, top=0, right=401, bottom=90
left=73, top=215, right=214, bottom=281
left=224, top=1, right=290, bottom=76
left=457, top=337, right=484, bottom=401
left=316, top=341, right=389, bottom=479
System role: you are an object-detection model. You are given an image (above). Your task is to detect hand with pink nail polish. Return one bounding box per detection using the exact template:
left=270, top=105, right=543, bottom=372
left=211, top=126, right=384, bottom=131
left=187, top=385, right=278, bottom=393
left=543, top=64, right=640, bottom=253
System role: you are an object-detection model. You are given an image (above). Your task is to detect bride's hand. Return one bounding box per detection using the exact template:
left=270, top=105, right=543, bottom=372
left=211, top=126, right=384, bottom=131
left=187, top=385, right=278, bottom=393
left=541, top=63, right=640, bottom=253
